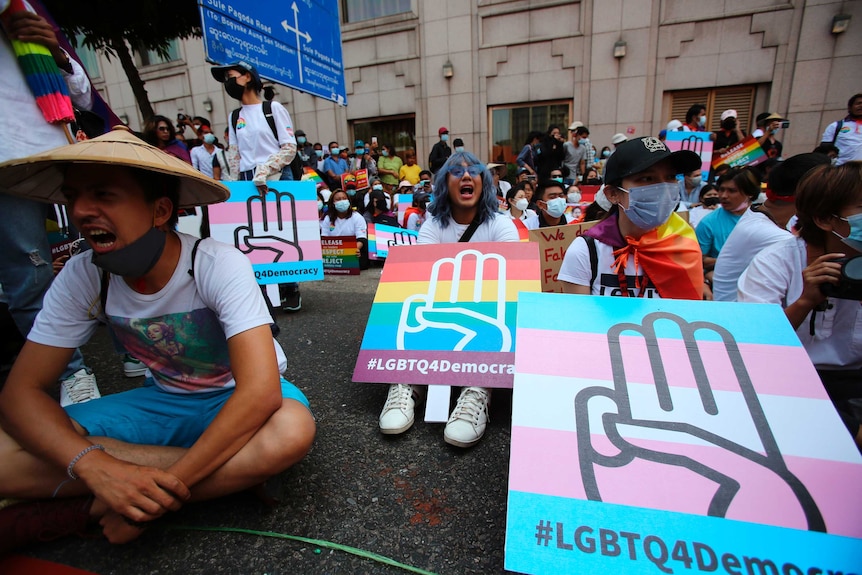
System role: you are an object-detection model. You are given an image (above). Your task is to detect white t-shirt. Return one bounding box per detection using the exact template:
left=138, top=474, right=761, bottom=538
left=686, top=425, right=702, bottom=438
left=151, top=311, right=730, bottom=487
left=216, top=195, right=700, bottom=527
left=191, top=145, right=216, bottom=178
left=30, top=233, right=286, bottom=393
left=559, top=236, right=660, bottom=298
left=821, top=119, right=862, bottom=166
left=712, top=209, right=791, bottom=302
left=738, top=236, right=862, bottom=370
left=417, top=213, right=520, bottom=244
left=228, top=101, right=296, bottom=172
left=320, top=211, right=368, bottom=239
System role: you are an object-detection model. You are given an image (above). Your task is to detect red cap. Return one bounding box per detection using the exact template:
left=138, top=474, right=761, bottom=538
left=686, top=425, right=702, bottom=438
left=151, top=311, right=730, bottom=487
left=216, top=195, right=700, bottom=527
left=438, top=126, right=449, bottom=136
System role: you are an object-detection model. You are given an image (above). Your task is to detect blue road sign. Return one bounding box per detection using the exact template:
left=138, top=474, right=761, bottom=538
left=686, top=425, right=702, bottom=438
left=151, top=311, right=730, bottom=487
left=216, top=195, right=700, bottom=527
left=199, top=0, right=347, bottom=105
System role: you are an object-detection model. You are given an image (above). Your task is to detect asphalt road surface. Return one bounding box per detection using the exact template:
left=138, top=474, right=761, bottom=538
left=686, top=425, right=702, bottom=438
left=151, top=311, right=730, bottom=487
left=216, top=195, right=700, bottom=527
left=12, top=265, right=520, bottom=575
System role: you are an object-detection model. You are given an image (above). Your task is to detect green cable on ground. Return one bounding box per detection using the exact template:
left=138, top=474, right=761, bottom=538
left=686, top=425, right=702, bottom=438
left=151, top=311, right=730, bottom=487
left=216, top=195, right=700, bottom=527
left=166, top=524, right=440, bottom=575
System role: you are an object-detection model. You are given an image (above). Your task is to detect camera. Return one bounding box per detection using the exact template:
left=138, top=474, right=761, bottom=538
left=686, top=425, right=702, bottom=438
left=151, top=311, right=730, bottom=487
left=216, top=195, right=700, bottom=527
left=780, top=120, right=790, bottom=129
left=820, top=256, right=862, bottom=300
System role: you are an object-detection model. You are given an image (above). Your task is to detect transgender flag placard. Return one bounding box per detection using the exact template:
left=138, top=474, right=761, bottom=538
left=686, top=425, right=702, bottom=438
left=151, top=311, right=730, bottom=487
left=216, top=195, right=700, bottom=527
left=353, top=242, right=541, bottom=387
left=207, top=181, right=323, bottom=284
left=505, top=293, right=862, bottom=574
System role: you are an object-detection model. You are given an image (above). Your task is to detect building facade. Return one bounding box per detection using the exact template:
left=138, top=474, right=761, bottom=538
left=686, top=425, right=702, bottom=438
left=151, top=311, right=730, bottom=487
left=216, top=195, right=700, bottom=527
left=89, top=0, right=860, bottom=166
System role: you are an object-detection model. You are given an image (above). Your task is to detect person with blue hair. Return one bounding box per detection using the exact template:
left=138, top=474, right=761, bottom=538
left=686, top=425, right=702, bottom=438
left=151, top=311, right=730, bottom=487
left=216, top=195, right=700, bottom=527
left=378, top=151, right=519, bottom=447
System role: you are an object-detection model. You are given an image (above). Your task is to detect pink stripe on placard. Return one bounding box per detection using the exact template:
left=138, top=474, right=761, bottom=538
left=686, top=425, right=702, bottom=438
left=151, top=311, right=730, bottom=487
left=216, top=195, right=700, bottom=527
left=509, top=426, right=862, bottom=538
left=515, top=329, right=827, bottom=400
left=207, top=200, right=318, bottom=225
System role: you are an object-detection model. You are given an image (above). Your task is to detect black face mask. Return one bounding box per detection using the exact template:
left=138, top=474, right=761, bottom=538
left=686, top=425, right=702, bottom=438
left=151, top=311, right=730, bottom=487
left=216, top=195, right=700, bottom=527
left=702, top=196, right=720, bottom=207
left=585, top=178, right=602, bottom=186
left=225, top=77, right=246, bottom=100
left=91, top=227, right=166, bottom=277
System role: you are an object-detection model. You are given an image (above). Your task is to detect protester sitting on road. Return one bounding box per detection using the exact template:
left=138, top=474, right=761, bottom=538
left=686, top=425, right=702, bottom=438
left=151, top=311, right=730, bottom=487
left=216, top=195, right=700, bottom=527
left=0, top=127, right=315, bottom=551
left=505, top=183, right=538, bottom=229
left=320, top=188, right=368, bottom=256
left=378, top=151, right=519, bottom=448
left=686, top=184, right=720, bottom=229
left=533, top=179, right=573, bottom=228
left=712, top=153, right=830, bottom=302
left=738, top=162, right=862, bottom=449
left=559, top=136, right=704, bottom=299
left=696, top=167, right=761, bottom=279
left=366, top=189, right=400, bottom=228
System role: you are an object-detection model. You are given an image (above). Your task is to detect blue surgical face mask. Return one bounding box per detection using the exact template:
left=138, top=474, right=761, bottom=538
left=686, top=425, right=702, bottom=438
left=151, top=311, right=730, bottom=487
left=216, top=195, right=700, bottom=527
left=381, top=150, right=389, bottom=157
left=834, top=212, right=862, bottom=251
left=373, top=184, right=383, bottom=191
left=346, top=189, right=356, bottom=197
left=355, top=148, right=364, bottom=155
left=297, top=137, right=307, bottom=144
left=544, top=197, right=567, bottom=218
left=579, top=138, right=588, bottom=145
left=602, top=150, right=610, bottom=158
left=618, top=181, right=679, bottom=230
left=455, top=146, right=464, bottom=153
left=330, top=148, right=339, bottom=155
left=698, top=115, right=706, bottom=127
left=552, top=177, right=563, bottom=184
left=203, top=134, right=216, bottom=145
left=317, top=200, right=324, bottom=211
left=315, top=149, right=324, bottom=158
left=441, top=134, right=449, bottom=142
left=335, top=199, right=351, bottom=213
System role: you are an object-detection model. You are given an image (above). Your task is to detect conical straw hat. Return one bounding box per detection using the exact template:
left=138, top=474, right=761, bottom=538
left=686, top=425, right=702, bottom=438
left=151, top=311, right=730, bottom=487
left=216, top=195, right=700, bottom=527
left=0, top=126, right=229, bottom=208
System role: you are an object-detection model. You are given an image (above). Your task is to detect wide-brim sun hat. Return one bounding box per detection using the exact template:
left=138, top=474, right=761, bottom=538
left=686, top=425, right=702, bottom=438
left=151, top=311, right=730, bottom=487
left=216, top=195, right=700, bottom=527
left=0, top=126, right=229, bottom=208
left=603, top=136, right=701, bottom=187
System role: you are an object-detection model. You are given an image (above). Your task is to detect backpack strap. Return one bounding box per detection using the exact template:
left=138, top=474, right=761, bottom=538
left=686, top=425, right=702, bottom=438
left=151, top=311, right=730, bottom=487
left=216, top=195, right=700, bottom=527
left=458, top=216, right=482, bottom=243
left=831, top=120, right=843, bottom=146
left=231, top=108, right=240, bottom=135
left=262, top=100, right=278, bottom=141
left=585, top=236, right=598, bottom=292
left=188, top=238, right=204, bottom=278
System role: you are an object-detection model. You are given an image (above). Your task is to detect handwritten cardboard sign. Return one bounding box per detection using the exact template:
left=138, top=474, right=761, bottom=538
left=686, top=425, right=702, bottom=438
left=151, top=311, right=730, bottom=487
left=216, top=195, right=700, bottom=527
left=528, top=221, right=599, bottom=292
left=505, top=293, right=862, bottom=574
left=321, top=236, right=359, bottom=275
left=207, top=181, right=323, bottom=284
left=353, top=242, right=541, bottom=388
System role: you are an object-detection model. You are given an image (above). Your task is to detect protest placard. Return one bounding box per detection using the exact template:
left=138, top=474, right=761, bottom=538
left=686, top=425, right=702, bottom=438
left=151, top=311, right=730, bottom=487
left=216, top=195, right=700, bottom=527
left=665, top=132, right=714, bottom=181
left=528, top=220, right=599, bottom=292
left=371, top=223, right=418, bottom=259
left=341, top=169, right=368, bottom=191
left=505, top=293, right=862, bottom=574
left=711, top=136, right=767, bottom=171
left=353, top=242, right=541, bottom=388
left=207, top=181, right=323, bottom=284
left=322, top=236, right=359, bottom=275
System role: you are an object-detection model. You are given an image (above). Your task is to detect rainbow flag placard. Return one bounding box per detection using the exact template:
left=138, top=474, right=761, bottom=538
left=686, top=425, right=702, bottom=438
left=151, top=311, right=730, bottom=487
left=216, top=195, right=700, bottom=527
left=322, top=236, right=359, bottom=275
left=711, top=135, right=767, bottom=170
left=207, top=181, right=323, bottom=284
left=354, top=242, right=541, bottom=387
left=505, top=293, right=862, bottom=574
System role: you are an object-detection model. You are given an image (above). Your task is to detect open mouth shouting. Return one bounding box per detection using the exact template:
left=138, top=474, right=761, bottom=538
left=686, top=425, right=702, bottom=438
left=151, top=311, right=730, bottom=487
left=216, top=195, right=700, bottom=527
left=84, top=227, right=118, bottom=253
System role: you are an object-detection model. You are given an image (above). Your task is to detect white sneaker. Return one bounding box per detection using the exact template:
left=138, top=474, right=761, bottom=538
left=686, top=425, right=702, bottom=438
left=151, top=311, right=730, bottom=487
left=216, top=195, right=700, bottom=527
left=444, top=387, right=491, bottom=448
left=122, top=354, right=147, bottom=378
left=59, top=368, right=101, bottom=407
left=379, top=384, right=422, bottom=435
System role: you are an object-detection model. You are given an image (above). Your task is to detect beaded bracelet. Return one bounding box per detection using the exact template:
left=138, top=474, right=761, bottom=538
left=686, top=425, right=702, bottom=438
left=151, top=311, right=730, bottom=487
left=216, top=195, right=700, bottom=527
left=67, top=444, right=106, bottom=480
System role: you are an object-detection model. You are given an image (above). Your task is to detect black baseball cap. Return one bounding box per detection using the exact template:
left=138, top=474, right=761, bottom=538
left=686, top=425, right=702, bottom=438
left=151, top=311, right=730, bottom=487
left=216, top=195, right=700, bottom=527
left=603, top=137, right=701, bottom=187
left=767, top=153, right=830, bottom=197
left=210, top=61, right=262, bottom=90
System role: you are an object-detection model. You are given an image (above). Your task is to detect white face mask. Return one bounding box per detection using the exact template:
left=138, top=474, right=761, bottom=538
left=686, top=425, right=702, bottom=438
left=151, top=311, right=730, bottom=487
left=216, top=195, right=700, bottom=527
left=618, top=182, right=678, bottom=230
left=514, top=198, right=529, bottom=212
left=544, top=197, right=567, bottom=218
left=567, top=191, right=581, bottom=204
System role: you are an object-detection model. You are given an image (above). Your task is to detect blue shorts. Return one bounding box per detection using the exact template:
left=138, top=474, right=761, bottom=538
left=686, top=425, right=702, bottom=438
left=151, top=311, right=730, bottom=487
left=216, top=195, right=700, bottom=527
left=64, top=378, right=310, bottom=448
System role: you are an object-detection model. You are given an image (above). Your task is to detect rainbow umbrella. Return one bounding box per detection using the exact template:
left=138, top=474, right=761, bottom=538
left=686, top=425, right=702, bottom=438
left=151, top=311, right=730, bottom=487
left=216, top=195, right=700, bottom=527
left=1, top=0, right=74, bottom=123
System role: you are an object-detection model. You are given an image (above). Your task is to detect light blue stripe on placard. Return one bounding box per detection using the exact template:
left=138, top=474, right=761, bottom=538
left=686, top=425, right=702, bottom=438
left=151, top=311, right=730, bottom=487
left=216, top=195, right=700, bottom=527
left=505, top=492, right=862, bottom=575
left=515, top=292, right=802, bottom=346
left=225, top=180, right=317, bottom=202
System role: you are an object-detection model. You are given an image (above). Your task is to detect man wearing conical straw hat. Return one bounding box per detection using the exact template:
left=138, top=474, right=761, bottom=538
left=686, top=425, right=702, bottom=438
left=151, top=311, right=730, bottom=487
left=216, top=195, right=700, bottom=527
left=0, top=127, right=316, bottom=549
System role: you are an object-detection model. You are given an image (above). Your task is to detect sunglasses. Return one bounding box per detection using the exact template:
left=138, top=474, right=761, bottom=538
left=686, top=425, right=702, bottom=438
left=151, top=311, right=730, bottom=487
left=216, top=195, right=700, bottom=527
left=449, top=165, right=483, bottom=178
left=157, top=126, right=170, bottom=132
